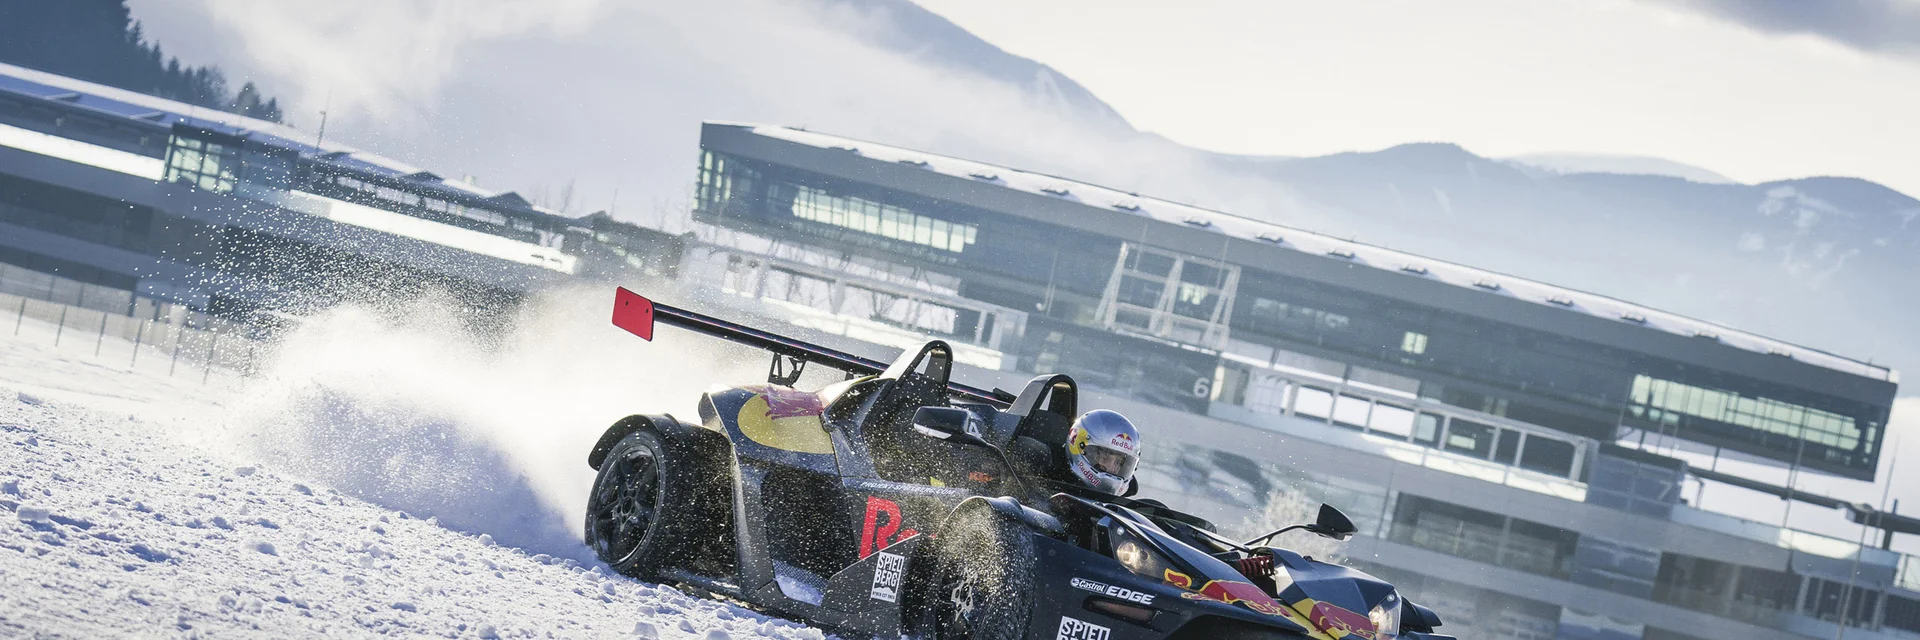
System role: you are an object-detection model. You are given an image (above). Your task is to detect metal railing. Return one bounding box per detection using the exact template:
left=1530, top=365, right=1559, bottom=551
left=1213, top=356, right=1590, bottom=483
left=2, top=286, right=257, bottom=385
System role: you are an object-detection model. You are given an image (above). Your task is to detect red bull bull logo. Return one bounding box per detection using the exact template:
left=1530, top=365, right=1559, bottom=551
left=1302, top=599, right=1378, bottom=640
left=1162, top=569, right=1301, bottom=622
left=754, top=386, right=825, bottom=419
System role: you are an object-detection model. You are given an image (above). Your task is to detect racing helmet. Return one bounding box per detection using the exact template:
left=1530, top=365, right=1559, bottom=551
left=1065, top=410, right=1142, bottom=495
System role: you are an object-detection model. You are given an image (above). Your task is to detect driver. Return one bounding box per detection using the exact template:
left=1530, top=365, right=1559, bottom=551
left=1008, top=409, right=1142, bottom=497
left=1064, top=410, right=1143, bottom=495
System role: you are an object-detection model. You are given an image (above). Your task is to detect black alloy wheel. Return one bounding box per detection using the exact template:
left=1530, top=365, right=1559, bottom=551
left=587, top=431, right=669, bottom=575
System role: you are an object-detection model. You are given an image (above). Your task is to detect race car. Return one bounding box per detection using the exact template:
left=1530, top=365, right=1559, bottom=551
left=585, top=287, right=1455, bottom=640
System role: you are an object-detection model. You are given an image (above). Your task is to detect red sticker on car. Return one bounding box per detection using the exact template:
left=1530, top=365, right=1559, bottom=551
left=859, top=496, right=917, bottom=558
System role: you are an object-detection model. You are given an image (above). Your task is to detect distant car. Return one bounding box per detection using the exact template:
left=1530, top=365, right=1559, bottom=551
left=584, top=287, right=1453, bottom=640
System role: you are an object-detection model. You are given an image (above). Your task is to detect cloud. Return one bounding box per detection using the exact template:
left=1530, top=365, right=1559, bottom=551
left=128, top=0, right=606, bottom=119
left=123, top=0, right=1326, bottom=230
left=1646, top=0, right=1920, bottom=59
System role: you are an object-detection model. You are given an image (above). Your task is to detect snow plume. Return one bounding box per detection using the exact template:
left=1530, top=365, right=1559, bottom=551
left=126, top=0, right=607, bottom=119
left=210, top=286, right=763, bottom=563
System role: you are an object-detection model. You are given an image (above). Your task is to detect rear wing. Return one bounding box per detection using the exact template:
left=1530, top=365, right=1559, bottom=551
left=612, top=287, right=1010, bottom=406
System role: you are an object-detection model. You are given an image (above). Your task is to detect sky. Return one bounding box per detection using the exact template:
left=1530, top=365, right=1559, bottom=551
left=910, top=0, right=1920, bottom=198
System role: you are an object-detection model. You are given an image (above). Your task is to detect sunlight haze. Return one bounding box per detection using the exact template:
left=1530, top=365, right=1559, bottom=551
left=913, top=0, right=1920, bottom=196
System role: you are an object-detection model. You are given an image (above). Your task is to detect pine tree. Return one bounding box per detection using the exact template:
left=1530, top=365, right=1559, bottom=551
left=0, top=0, right=284, bottom=123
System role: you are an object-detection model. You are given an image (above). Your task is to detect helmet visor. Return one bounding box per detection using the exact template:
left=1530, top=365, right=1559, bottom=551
left=1086, top=446, right=1138, bottom=479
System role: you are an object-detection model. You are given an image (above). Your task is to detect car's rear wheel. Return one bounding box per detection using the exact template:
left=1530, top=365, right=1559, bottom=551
left=928, top=506, right=1036, bottom=640
left=586, top=429, right=713, bottom=578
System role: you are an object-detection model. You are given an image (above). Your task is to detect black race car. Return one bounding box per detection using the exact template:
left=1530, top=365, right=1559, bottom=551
left=585, top=288, right=1454, bottom=640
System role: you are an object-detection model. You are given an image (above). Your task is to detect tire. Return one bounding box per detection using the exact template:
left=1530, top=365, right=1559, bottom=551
left=926, top=505, right=1036, bottom=640
left=585, top=428, right=721, bottom=578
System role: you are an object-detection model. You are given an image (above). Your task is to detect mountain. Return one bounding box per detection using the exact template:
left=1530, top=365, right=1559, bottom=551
left=812, top=0, right=1132, bottom=131
left=1504, top=153, right=1738, bottom=184
left=1215, top=144, right=1920, bottom=375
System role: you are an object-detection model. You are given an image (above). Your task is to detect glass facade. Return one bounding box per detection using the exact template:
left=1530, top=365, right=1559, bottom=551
left=789, top=185, right=977, bottom=253
left=164, top=133, right=237, bottom=193
left=0, top=173, right=219, bottom=263
left=1214, top=353, right=1587, bottom=480
left=306, top=171, right=553, bottom=245
left=1224, top=267, right=1887, bottom=478
left=1629, top=374, right=1863, bottom=452
left=1098, top=243, right=1238, bottom=348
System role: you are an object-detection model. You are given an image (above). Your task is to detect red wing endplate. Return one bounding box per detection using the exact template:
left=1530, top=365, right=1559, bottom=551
left=612, top=287, right=656, bottom=341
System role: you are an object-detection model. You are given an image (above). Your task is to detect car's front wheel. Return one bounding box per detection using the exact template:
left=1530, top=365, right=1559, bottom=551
left=586, top=429, right=714, bottom=578
left=928, top=505, right=1036, bottom=640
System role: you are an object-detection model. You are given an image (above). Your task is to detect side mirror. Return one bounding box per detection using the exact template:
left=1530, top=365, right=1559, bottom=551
left=1308, top=503, right=1357, bottom=541
left=912, top=407, right=988, bottom=447
left=1404, top=601, right=1443, bottom=632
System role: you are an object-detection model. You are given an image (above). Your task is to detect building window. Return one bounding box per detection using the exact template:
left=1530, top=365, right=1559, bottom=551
left=164, top=135, right=237, bottom=194
left=1887, top=596, right=1920, bottom=634
left=697, top=150, right=734, bottom=213
left=1098, top=244, right=1239, bottom=348
left=1444, top=418, right=1498, bottom=458
left=1518, top=437, right=1576, bottom=476
left=1803, top=577, right=1881, bottom=626
left=1401, top=331, right=1429, bottom=355
left=787, top=185, right=976, bottom=253
left=1628, top=374, right=1860, bottom=451
left=1244, top=296, right=1349, bottom=337
left=1390, top=495, right=1576, bottom=578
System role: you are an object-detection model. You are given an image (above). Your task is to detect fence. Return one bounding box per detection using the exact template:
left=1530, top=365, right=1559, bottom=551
left=2, top=287, right=258, bottom=386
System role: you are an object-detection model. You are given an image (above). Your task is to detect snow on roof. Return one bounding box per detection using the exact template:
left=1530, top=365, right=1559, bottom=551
left=0, top=62, right=514, bottom=205
left=745, top=124, right=1894, bottom=382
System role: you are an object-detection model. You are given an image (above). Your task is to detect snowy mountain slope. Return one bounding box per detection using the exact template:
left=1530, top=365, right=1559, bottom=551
left=1503, top=152, right=1738, bottom=184
left=1211, top=143, right=1920, bottom=376
left=0, top=387, right=824, bottom=639
left=814, top=0, right=1131, bottom=131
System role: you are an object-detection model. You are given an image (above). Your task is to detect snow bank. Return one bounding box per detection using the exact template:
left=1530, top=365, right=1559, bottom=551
left=0, top=385, right=823, bottom=639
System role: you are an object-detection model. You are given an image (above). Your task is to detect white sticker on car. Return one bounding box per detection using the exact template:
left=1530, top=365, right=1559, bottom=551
left=869, top=551, right=905, bottom=603
left=1070, top=577, right=1155, bottom=605
left=1057, top=616, right=1112, bottom=640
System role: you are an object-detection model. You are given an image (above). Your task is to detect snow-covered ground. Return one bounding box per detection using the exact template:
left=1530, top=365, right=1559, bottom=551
left=0, top=288, right=824, bottom=639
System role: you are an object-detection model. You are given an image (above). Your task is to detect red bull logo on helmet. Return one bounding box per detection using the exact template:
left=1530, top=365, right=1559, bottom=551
left=1067, top=425, right=1091, bottom=455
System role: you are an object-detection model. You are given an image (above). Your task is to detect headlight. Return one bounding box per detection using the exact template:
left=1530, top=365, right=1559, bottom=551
left=1369, top=593, right=1402, bottom=640
left=1108, top=523, right=1177, bottom=581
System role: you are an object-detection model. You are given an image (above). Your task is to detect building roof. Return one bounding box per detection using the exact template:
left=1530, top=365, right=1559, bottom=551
left=0, top=62, right=537, bottom=212
left=726, top=123, right=1894, bottom=383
